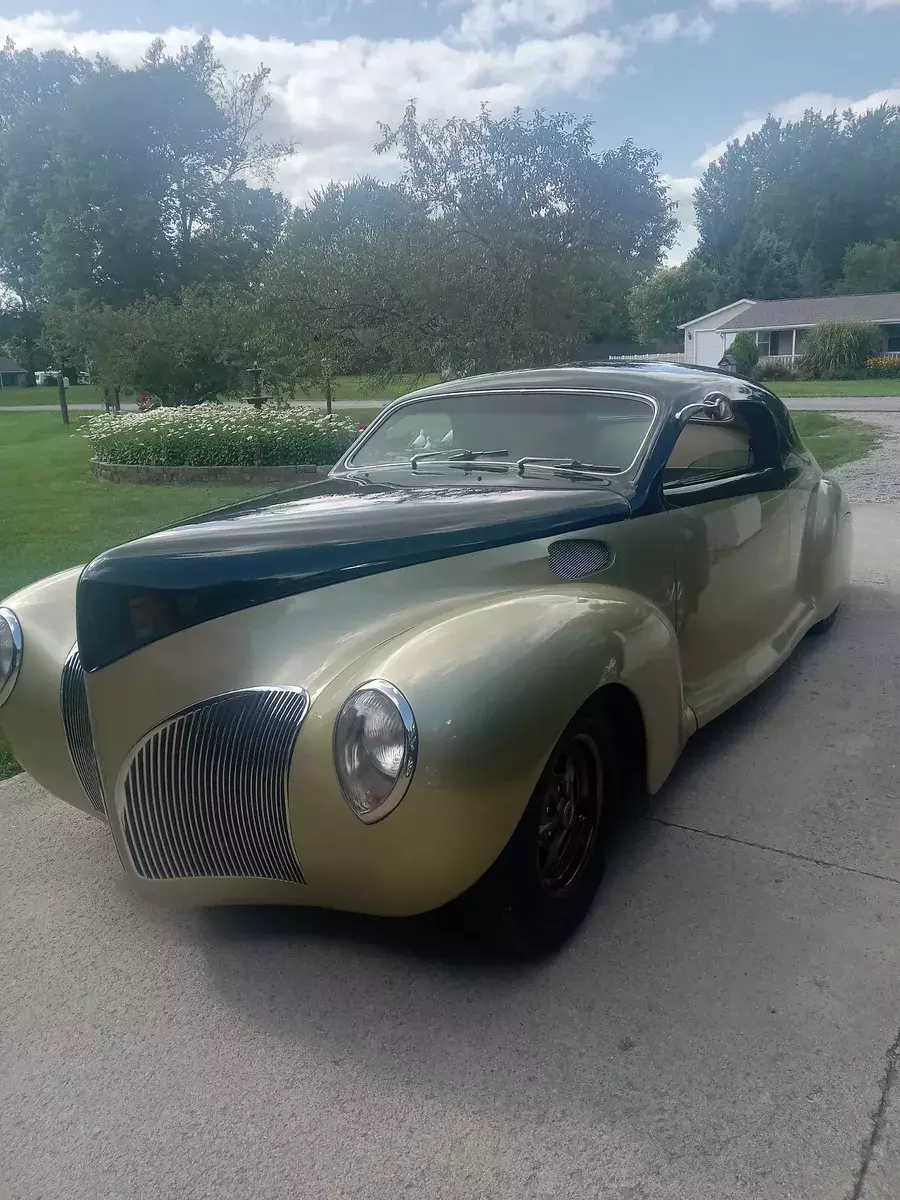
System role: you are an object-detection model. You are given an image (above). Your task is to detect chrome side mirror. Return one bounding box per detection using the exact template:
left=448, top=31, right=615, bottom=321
left=675, top=391, right=733, bottom=423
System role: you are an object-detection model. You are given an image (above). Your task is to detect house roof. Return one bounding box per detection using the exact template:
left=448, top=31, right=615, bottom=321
left=718, top=292, right=900, bottom=332
left=677, top=299, right=753, bottom=330
left=0, top=356, right=24, bottom=374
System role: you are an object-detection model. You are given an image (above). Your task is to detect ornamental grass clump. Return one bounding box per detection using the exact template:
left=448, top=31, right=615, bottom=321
left=83, top=405, right=360, bottom=467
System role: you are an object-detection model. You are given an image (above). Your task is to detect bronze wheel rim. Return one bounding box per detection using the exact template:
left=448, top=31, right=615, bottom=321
left=537, top=731, right=603, bottom=896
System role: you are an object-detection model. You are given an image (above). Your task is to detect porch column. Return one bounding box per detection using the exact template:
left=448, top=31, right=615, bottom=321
left=791, top=329, right=797, bottom=361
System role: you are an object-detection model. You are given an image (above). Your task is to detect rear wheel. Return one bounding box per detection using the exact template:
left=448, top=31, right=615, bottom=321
left=808, top=603, right=840, bottom=636
left=461, top=708, right=625, bottom=957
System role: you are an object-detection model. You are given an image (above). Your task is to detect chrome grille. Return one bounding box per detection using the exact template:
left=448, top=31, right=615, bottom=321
left=122, top=687, right=308, bottom=884
left=548, top=539, right=612, bottom=580
left=60, top=648, right=106, bottom=814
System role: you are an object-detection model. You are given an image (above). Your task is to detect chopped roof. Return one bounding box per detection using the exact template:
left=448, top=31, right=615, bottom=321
left=719, top=292, right=900, bottom=331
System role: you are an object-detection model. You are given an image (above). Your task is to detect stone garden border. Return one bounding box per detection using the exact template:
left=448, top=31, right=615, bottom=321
left=91, top=459, right=333, bottom=486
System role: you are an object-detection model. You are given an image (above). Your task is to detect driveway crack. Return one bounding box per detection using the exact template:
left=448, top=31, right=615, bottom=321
left=643, top=816, right=900, bottom=888
left=848, top=1025, right=900, bottom=1200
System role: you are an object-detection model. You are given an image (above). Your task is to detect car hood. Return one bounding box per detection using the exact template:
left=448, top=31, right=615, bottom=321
left=76, top=476, right=631, bottom=671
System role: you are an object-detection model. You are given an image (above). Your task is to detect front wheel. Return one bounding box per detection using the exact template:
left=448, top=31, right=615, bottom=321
left=461, top=710, right=623, bottom=957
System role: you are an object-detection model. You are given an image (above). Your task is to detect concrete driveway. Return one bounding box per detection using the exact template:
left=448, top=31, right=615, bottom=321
left=2, top=506, right=900, bottom=1200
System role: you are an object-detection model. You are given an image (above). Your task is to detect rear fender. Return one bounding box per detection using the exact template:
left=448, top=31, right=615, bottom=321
left=799, top=477, right=852, bottom=617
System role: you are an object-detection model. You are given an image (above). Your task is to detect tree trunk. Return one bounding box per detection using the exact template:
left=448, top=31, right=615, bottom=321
left=113, top=387, right=121, bottom=413
left=57, top=372, right=69, bottom=426
left=325, top=377, right=333, bottom=416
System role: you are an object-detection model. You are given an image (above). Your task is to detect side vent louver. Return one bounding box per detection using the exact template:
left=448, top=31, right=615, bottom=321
left=548, top=539, right=612, bottom=580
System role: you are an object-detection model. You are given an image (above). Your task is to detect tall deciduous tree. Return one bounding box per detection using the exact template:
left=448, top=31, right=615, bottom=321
left=628, top=256, right=724, bottom=347
left=836, top=240, right=900, bottom=295
left=695, top=106, right=900, bottom=290
left=268, top=104, right=677, bottom=376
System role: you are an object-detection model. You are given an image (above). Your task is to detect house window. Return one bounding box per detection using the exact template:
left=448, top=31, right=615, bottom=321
left=756, top=332, right=773, bottom=356
left=885, top=327, right=900, bottom=353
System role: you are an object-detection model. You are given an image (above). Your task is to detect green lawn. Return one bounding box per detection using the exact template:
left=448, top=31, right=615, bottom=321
left=0, top=375, right=439, bottom=407
left=792, top=411, right=882, bottom=470
left=0, top=413, right=271, bottom=779
left=0, top=384, right=137, bottom=407
left=0, top=407, right=880, bottom=781
left=771, top=378, right=900, bottom=398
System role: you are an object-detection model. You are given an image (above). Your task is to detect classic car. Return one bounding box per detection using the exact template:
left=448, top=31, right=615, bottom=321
left=0, top=364, right=851, bottom=954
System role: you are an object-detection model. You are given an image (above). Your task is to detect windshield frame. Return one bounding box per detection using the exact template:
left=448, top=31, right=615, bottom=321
left=338, top=387, right=662, bottom=481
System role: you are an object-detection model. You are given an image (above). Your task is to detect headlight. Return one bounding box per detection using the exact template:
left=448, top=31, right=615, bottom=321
left=333, top=680, right=418, bottom=823
left=0, top=607, right=23, bottom=707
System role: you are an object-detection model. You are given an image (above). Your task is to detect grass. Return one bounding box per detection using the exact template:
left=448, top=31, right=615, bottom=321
left=771, top=378, right=900, bottom=398
left=0, top=406, right=881, bottom=781
left=0, top=384, right=136, bottom=407
left=0, top=413, right=271, bottom=779
left=0, top=375, right=440, bottom=408
left=792, top=411, right=882, bottom=470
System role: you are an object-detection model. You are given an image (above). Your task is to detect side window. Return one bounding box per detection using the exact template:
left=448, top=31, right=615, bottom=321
left=664, top=415, right=755, bottom=485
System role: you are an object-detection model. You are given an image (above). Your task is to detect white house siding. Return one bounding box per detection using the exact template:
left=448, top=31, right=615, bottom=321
left=693, top=328, right=738, bottom=367
left=682, top=300, right=756, bottom=366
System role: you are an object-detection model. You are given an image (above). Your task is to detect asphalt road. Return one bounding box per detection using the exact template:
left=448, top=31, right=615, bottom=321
left=2, top=506, right=900, bottom=1200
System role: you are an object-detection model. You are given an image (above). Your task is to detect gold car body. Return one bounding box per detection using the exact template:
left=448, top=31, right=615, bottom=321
left=0, top=366, right=851, bottom=916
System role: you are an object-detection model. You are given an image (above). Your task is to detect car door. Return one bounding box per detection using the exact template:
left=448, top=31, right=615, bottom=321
left=663, top=396, right=797, bottom=726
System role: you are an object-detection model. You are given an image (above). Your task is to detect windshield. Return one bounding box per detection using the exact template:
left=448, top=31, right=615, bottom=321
left=348, top=390, right=656, bottom=474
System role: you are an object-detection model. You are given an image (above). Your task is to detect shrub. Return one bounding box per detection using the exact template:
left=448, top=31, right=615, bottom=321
left=752, top=360, right=794, bottom=382
left=726, top=331, right=759, bottom=376
left=865, top=356, right=900, bottom=379
left=83, top=405, right=360, bottom=468
left=798, top=321, right=882, bottom=378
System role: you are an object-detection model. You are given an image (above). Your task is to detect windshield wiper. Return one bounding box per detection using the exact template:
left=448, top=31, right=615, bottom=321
left=410, top=447, right=508, bottom=469
left=515, top=457, right=616, bottom=481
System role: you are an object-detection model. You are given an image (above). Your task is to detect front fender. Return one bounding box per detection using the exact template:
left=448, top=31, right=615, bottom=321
left=286, top=588, right=688, bottom=914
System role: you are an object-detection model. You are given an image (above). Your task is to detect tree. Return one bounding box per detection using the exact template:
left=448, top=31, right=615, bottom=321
left=0, top=36, right=292, bottom=368
left=695, top=106, right=900, bottom=290
left=799, top=249, right=827, bottom=297
left=628, top=256, right=723, bottom=347
left=836, top=240, right=900, bottom=295
left=52, top=287, right=259, bottom=404
left=306, top=103, right=677, bottom=374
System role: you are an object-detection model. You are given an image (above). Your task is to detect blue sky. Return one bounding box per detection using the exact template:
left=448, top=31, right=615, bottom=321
left=1, top=1, right=898, bottom=259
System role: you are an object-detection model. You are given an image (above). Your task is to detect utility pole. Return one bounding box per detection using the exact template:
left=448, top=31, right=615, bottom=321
left=57, top=369, right=69, bottom=426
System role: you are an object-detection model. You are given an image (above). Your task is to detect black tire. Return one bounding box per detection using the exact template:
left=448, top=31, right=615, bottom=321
left=460, top=705, right=625, bottom=958
left=808, top=603, right=840, bottom=636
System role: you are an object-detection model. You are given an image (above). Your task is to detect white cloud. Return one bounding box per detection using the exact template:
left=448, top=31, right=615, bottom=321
left=712, top=0, right=900, bottom=11
left=694, top=86, right=900, bottom=166
left=625, top=12, right=714, bottom=43
left=454, top=0, right=612, bottom=45
left=0, top=11, right=626, bottom=201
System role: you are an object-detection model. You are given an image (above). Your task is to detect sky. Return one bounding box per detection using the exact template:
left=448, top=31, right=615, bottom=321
left=0, top=1, right=898, bottom=262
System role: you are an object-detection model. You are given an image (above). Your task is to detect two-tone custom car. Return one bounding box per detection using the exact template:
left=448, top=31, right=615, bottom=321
left=0, top=365, right=851, bottom=954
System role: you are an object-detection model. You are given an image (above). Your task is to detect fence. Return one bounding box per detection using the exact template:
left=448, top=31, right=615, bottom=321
left=606, top=351, right=686, bottom=364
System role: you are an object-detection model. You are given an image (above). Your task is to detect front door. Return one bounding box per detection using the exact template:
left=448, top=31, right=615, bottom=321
left=663, top=398, right=796, bottom=725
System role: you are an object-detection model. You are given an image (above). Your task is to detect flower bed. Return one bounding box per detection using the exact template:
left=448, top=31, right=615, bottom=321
left=83, top=405, right=361, bottom=468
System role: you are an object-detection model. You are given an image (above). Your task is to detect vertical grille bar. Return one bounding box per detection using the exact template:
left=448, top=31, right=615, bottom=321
left=60, top=649, right=106, bottom=815
left=121, top=687, right=308, bottom=884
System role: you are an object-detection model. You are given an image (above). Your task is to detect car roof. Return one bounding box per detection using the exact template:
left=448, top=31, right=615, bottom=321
left=399, top=362, right=758, bottom=410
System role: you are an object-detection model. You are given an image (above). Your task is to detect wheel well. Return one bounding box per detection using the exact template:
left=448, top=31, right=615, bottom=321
left=579, top=682, right=648, bottom=796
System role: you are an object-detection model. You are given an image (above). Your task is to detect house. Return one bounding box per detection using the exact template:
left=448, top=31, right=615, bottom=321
left=679, top=292, right=900, bottom=368
left=0, top=356, right=26, bottom=388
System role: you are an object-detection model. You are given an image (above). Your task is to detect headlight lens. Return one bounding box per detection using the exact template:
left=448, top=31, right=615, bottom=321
left=333, top=680, right=417, bottom=823
left=0, top=607, right=23, bottom=708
